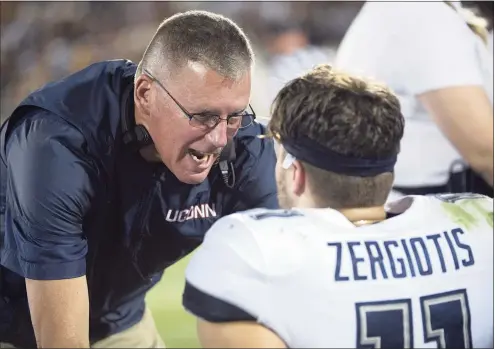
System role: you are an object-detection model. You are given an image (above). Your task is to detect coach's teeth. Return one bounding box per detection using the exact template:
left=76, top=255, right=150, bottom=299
left=189, top=150, right=212, bottom=163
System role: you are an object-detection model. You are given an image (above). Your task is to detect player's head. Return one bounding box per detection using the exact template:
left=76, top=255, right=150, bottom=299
left=134, top=10, right=254, bottom=184
left=268, top=64, right=404, bottom=209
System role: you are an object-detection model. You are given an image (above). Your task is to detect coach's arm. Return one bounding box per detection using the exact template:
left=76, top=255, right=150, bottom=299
left=1, top=114, right=97, bottom=347
left=196, top=320, right=286, bottom=348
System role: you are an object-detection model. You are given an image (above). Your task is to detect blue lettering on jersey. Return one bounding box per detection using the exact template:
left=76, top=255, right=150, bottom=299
left=348, top=242, right=367, bottom=281
left=328, top=242, right=349, bottom=281
left=443, top=230, right=460, bottom=270
left=383, top=240, right=407, bottom=278
left=410, top=237, right=433, bottom=276
left=329, top=228, right=474, bottom=282
left=452, top=228, right=475, bottom=267
left=364, top=241, right=388, bottom=280
left=400, top=238, right=417, bottom=277
left=426, top=234, right=447, bottom=273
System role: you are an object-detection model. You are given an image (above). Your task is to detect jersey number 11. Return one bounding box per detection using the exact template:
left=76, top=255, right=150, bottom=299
left=356, top=289, right=472, bottom=348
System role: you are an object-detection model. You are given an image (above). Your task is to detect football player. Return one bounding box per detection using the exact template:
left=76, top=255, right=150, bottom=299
left=182, top=64, right=493, bottom=348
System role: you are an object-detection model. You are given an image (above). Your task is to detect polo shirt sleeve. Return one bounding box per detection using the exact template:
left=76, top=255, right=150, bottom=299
left=225, top=122, right=279, bottom=213
left=1, top=111, right=98, bottom=280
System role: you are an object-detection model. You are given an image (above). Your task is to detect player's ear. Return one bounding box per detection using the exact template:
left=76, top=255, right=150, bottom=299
left=134, top=74, right=153, bottom=118
left=291, top=159, right=306, bottom=196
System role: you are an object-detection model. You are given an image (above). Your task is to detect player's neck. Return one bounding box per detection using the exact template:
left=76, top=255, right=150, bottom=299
left=297, top=196, right=386, bottom=226
left=337, top=206, right=387, bottom=226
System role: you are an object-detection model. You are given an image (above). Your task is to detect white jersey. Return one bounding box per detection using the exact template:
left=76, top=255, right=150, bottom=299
left=184, top=194, right=493, bottom=348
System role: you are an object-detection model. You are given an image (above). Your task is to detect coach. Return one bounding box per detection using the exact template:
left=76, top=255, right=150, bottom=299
left=0, top=10, right=278, bottom=348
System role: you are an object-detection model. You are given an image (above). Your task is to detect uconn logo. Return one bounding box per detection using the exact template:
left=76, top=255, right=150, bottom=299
left=165, top=203, right=217, bottom=222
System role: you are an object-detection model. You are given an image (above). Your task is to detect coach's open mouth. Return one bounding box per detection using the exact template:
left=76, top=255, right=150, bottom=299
left=187, top=149, right=215, bottom=164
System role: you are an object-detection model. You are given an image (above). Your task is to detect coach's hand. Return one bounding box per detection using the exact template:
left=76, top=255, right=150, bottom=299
left=26, top=276, right=90, bottom=348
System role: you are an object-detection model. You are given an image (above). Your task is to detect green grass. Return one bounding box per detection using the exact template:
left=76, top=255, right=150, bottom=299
left=146, top=253, right=200, bottom=348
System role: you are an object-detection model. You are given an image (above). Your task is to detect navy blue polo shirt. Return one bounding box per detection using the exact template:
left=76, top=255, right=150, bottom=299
left=0, top=60, right=278, bottom=346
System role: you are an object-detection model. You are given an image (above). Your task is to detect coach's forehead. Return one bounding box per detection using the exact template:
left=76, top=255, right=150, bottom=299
left=172, top=61, right=251, bottom=115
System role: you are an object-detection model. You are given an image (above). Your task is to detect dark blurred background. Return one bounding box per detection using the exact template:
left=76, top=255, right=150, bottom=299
left=0, top=1, right=492, bottom=122
left=0, top=1, right=363, bottom=122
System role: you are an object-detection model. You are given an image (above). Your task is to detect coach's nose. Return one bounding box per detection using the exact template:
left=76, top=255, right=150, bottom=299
left=206, top=120, right=228, bottom=149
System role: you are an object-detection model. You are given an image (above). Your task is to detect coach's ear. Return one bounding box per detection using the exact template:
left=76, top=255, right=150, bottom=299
left=134, top=74, right=153, bottom=120
left=291, top=159, right=306, bottom=197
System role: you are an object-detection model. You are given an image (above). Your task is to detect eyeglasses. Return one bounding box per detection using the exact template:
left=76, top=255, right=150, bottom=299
left=143, top=68, right=255, bottom=133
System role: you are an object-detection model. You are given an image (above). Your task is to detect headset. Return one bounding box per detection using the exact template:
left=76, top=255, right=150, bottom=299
left=120, top=84, right=237, bottom=188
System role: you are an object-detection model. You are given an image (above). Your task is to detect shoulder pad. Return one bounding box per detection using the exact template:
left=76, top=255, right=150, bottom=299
left=432, top=192, right=490, bottom=203
left=241, top=208, right=304, bottom=221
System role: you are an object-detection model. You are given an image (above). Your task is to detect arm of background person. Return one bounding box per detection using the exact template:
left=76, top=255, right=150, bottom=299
left=398, top=2, right=494, bottom=186
left=418, top=87, right=493, bottom=186
left=182, top=214, right=287, bottom=348
left=2, top=113, right=97, bottom=347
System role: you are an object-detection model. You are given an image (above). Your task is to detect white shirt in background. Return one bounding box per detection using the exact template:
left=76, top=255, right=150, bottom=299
left=268, top=46, right=336, bottom=104
left=251, top=46, right=336, bottom=126
left=335, top=1, right=493, bottom=188
left=488, top=29, right=493, bottom=101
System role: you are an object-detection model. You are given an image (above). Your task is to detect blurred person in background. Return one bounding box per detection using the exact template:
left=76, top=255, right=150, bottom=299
left=0, top=10, right=278, bottom=348
left=182, top=65, right=493, bottom=348
left=245, top=1, right=361, bottom=122
left=263, top=21, right=336, bottom=115
left=470, top=1, right=494, bottom=104
left=335, top=1, right=494, bottom=197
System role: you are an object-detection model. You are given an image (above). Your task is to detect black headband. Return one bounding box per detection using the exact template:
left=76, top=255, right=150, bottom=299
left=281, top=136, right=396, bottom=177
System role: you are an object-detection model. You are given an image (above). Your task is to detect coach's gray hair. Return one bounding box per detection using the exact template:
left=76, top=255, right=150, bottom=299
left=136, top=10, right=254, bottom=82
